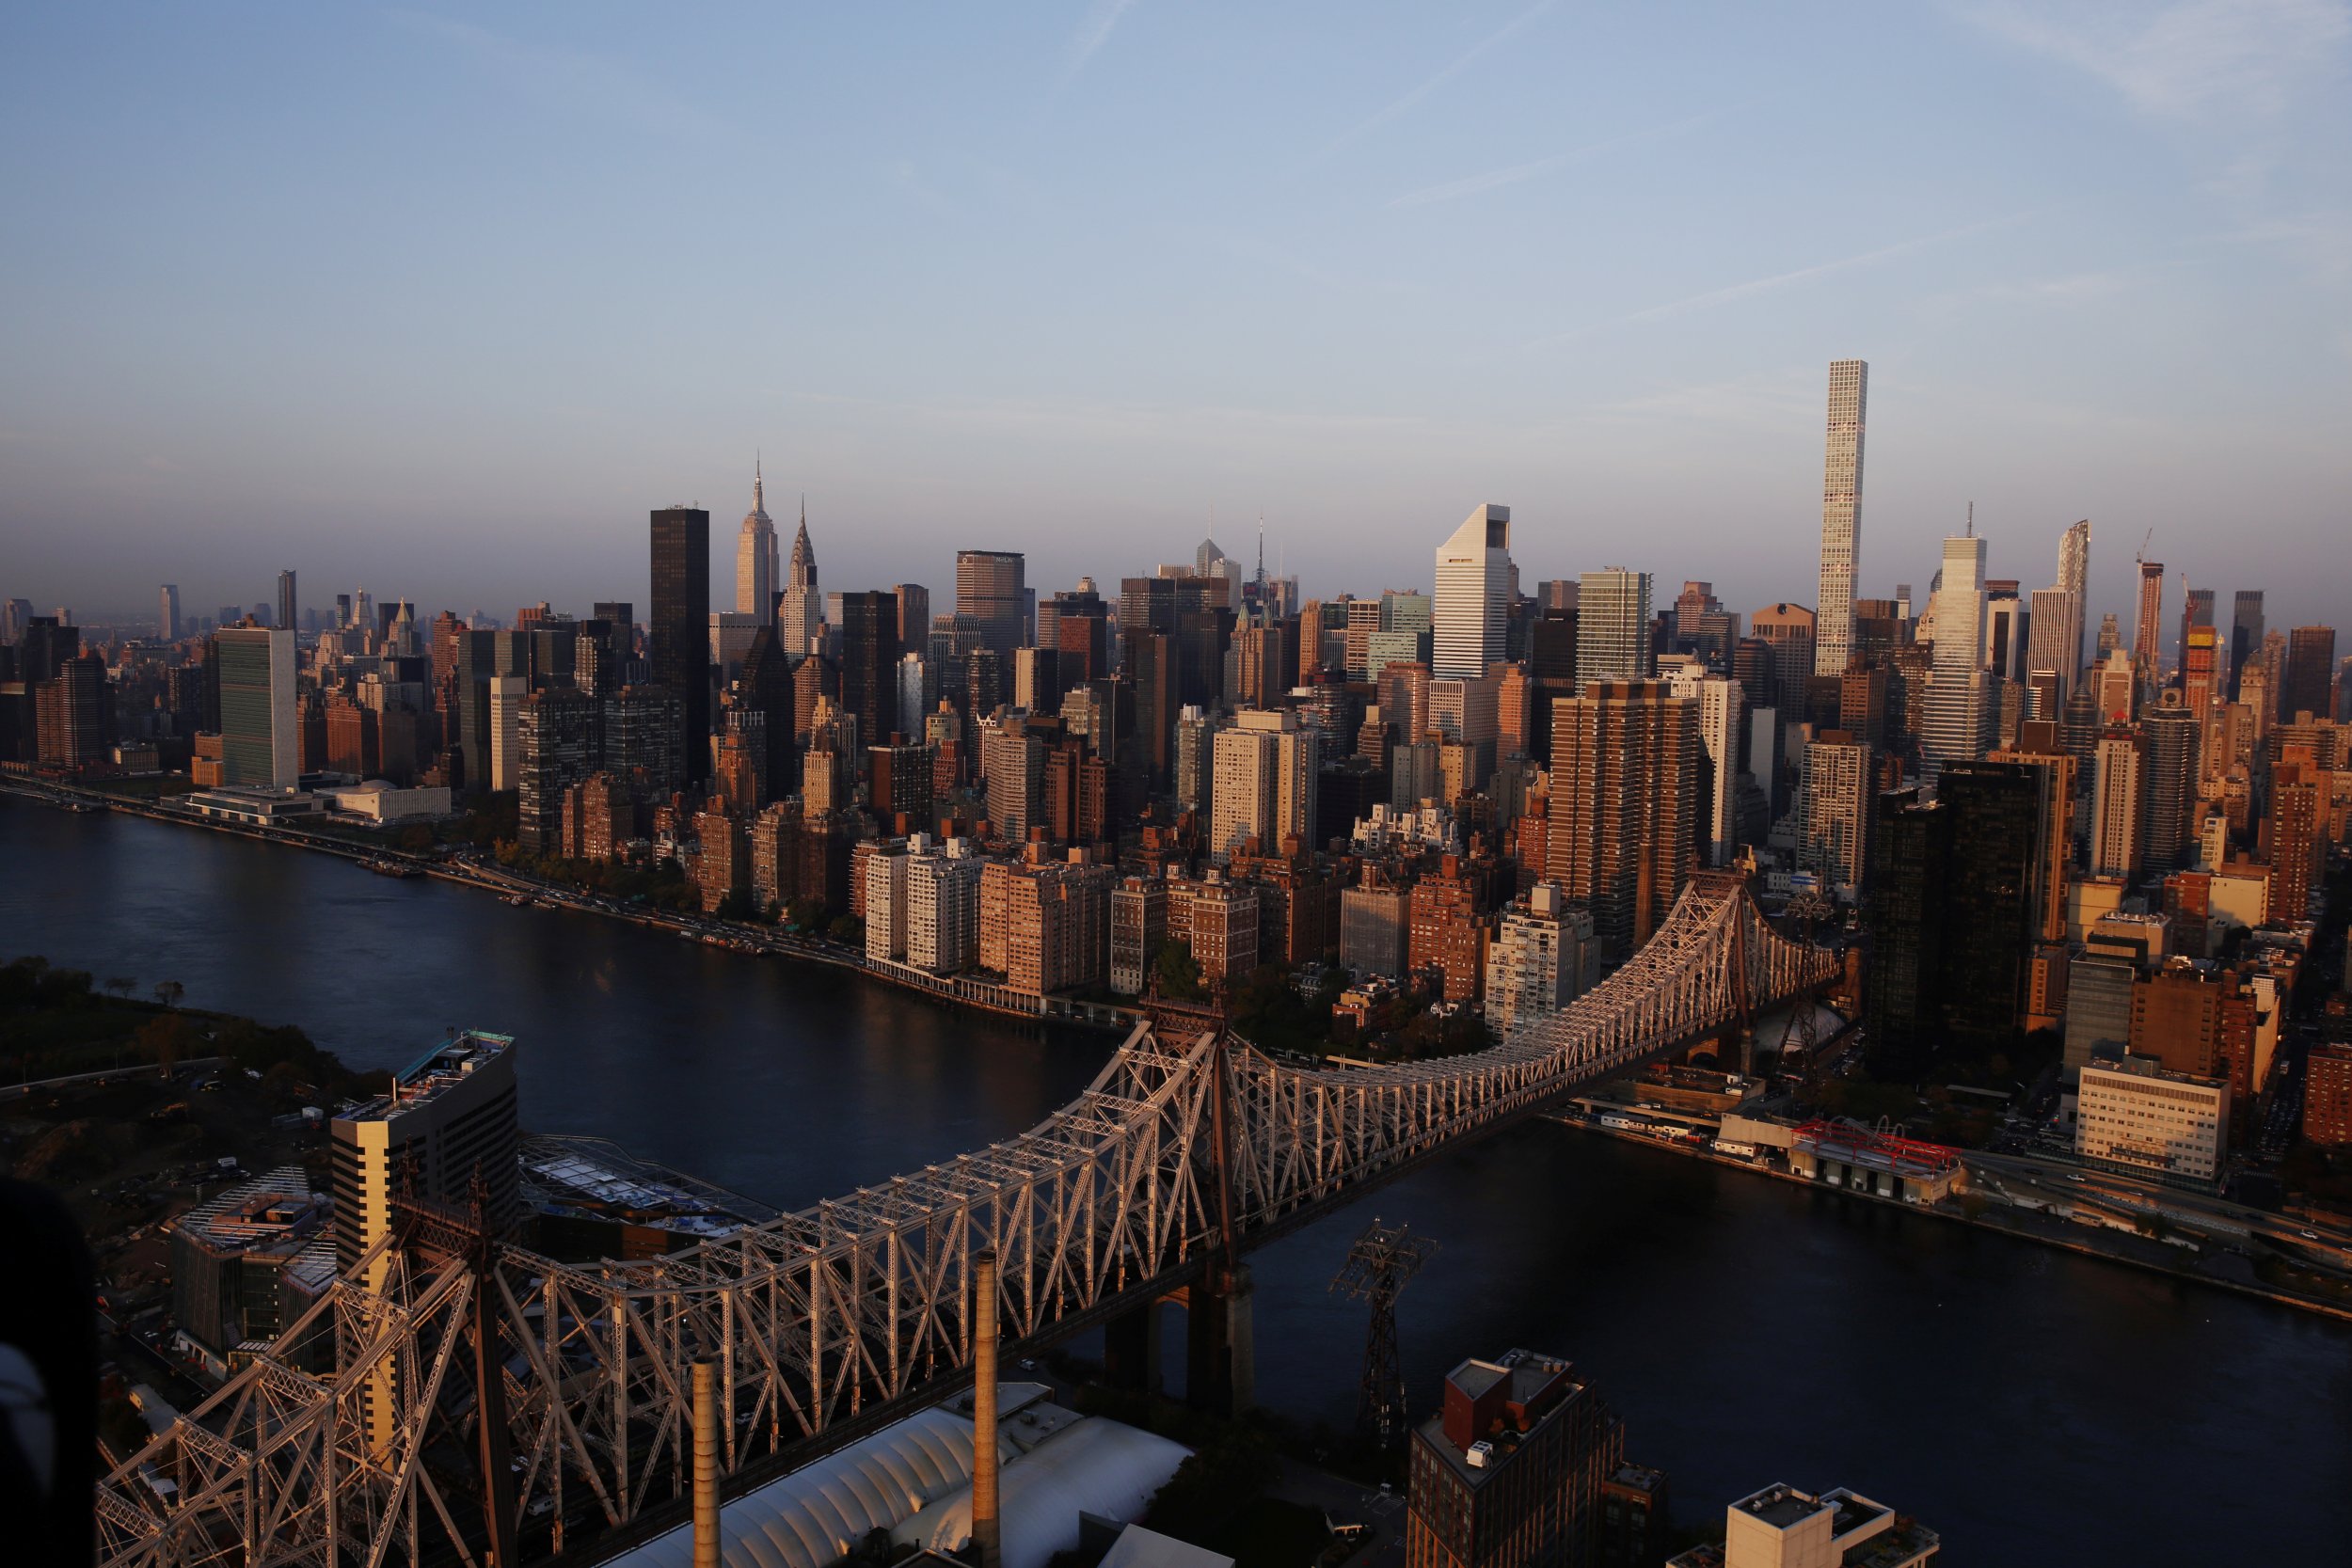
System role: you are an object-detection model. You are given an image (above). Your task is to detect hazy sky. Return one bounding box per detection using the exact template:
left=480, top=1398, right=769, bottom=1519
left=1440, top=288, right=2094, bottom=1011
left=4, top=3, right=2348, bottom=640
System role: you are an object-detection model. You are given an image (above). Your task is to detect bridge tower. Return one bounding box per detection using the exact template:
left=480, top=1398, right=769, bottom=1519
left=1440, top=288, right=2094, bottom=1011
left=390, top=1167, right=518, bottom=1568
left=1187, top=1023, right=1257, bottom=1415
left=1328, top=1219, right=1438, bottom=1448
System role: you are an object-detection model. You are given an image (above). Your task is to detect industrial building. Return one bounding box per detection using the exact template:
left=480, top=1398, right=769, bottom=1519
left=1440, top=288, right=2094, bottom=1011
left=1788, top=1120, right=1963, bottom=1204
left=517, top=1134, right=779, bottom=1261
left=608, top=1382, right=1188, bottom=1568
left=167, top=1166, right=328, bottom=1379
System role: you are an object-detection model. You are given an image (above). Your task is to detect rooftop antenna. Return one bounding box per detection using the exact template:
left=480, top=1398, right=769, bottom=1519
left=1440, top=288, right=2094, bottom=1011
left=1966, top=501, right=1974, bottom=538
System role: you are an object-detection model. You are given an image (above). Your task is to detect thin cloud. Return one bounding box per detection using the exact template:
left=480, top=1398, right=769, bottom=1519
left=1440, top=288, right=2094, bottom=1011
left=387, top=9, right=723, bottom=140
left=1299, top=0, right=1558, bottom=170
left=1539, top=213, right=2032, bottom=345
left=1386, top=106, right=1733, bottom=210
left=1062, top=0, right=1139, bottom=82
left=1951, top=0, right=2349, bottom=119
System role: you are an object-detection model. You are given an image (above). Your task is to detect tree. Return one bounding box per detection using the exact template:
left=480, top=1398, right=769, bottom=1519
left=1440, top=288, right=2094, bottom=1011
left=102, top=975, right=136, bottom=1003
left=132, top=1014, right=197, bottom=1073
left=153, top=980, right=184, bottom=1009
left=1152, top=940, right=1203, bottom=1001
left=1145, top=1420, right=1276, bottom=1538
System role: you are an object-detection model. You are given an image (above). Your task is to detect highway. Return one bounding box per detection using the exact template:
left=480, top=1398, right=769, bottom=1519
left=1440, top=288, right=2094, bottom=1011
left=1965, top=1147, right=2352, bottom=1269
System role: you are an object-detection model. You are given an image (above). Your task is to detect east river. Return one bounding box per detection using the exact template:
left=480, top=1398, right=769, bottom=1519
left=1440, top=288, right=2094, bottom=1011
left=5, top=797, right=2346, bottom=1561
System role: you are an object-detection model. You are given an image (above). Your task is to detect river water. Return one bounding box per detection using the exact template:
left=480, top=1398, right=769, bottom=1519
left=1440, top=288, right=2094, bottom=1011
left=5, top=797, right=2345, bottom=1561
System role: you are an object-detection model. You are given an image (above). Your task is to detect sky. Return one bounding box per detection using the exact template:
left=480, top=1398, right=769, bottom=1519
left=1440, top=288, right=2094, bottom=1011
left=3, top=2, right=2348, bottom=641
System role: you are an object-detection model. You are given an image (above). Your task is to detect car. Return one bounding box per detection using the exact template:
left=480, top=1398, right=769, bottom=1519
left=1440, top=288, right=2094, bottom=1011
left=2067, top=1174, right=2085, bottom=1184
left=2300, top=1230, right=2322, bottom=1241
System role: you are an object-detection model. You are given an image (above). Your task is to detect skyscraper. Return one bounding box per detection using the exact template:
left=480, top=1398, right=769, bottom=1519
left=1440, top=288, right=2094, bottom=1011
left=1922, top=533, right=1990, bottom=781
left=2133, top=559, right=2165, bottom=693
left=735, top=461, right=778, bottom=625
left=1433, top=503, right=1513, bottom=680
left=838, top=590, right=900, bottom=754
left=214, top=625, right=297, bottom=788
left=2090, top=729, right=2145, bottom=879
left=1814, top=358, right=1867, bottom=677
left=2283, top=626, right=2337, bottom=721
left=1210, top=707, right=1318, bottom=860
left=158, top=583, right=181, bottom=642
left=1864, top=764, right=2041, bottom=1077
left=2025, top=518, right=2090, bottom=696
left=2141, top=691, right=2201, bottom=873
left=781, top=502, right=821, bottom=655
left=1545, top=680, right=1697, bottom=956
left=2229, top=591, right=2264, bottom=702
left=1934, top=761, right=2042, bottom=1046
left=1575, top=569, right=1654, bottom=689
left=515, top=688, right=596, bottom=855
left=739, top=626, right=797, bottom=800
left=275, top=569, right=297, bottom=635
left=956, top=549, right=1026, bottom=665
left=2179, top=584, right=2215, bottom=679
left=1982, top=585, right=2027, bottom=681
left=893, top=583, right=930, bottom=653
left=1797, top=730, right=1874, bottom=898
left=650, top=505, right=712, bottom=784
left=1662, top=661, right=1742, bottom=867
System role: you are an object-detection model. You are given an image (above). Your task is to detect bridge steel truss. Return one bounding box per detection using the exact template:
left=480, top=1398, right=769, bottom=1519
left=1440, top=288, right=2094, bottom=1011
left=94, top=874, right=1834, bottom=1568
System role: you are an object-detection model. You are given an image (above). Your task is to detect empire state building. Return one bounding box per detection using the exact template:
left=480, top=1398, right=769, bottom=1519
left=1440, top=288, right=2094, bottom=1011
left=736, top=460, right=779, bottom=626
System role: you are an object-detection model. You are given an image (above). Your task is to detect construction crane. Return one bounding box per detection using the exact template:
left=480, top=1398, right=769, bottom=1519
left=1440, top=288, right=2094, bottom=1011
left=1329, top=1219, right=1438, bottom=1449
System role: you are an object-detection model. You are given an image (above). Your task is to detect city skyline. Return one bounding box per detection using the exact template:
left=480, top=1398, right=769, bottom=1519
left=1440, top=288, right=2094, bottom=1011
left=7, top=10, right=2352, bottom=1563
left=5, top=6, right=2349, bottom=626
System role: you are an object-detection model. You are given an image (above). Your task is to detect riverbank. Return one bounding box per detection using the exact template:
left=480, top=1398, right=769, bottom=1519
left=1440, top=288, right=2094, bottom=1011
left=1550, top=1112, right=2352, bottom=1323
left=0, top=775, right=1140, bottom=1034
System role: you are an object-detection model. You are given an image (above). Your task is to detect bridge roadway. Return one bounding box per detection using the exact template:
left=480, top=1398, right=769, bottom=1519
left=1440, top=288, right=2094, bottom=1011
left=93, top=873, right=1838, bottom=1568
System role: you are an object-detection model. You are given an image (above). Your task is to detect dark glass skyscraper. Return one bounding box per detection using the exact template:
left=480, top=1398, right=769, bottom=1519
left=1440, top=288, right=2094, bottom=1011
left=1935, top=761, right=2040, bottom=1048
left=2228, top=591, right=2263, bottom=702
left=739, top=626, right=797, bottom=800
left=838, top=590, right=900, bottom=752
left=650, top=507, right=711, bottom=784
left=2283, top=626, right=2336, bottom=722
left=1866, top=762, right=2039, bottom=1077
left=2141, top=692, right=2202, bottom=872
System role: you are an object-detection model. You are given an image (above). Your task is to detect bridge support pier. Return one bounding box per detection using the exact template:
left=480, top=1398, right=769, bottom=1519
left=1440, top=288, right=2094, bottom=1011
left=1103, top=1299, right=1163, bottom=1394
left=1184, top=1266, right=1256, bottom=1416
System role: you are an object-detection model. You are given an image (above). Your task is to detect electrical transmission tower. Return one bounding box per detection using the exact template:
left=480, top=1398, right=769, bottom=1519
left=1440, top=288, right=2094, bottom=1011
left=1328, top=1218, right=1438, bottom=1449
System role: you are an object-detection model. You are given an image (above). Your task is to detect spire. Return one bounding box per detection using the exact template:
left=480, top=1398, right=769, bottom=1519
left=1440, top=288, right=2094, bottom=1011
left=754, top=452, right=764, bottom=514
left=787, top=494, right=816, bottom=591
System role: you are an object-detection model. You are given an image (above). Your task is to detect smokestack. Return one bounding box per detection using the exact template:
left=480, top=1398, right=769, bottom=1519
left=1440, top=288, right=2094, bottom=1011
left=972, top=1250, right=1002, bottom=1568
left=692, top=1360, right=721, bottom=1568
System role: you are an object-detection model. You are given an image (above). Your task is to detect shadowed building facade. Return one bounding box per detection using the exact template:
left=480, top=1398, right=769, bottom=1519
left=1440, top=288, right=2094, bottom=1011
left=650, top=506, right=711, bottom=784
